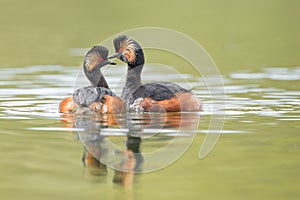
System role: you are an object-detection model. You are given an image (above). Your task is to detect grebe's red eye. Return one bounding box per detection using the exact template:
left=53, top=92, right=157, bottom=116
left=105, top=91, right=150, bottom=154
left=99, top=57, right=103, bottom=61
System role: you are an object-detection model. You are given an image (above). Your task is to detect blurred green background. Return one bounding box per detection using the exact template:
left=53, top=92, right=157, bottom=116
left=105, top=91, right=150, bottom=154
left=0, top=0, right=299, bottom=71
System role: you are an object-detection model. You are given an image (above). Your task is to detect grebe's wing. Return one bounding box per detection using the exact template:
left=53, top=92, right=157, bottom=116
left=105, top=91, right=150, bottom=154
left=132, top=82, right=189, bottom=102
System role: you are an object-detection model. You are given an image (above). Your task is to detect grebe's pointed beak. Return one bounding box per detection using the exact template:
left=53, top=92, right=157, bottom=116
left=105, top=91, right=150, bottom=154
left=108, top=52, right=122, bottom=59
left=93, top=60, right=116, bottom=69
left=108, top=52, right=128, bottom=63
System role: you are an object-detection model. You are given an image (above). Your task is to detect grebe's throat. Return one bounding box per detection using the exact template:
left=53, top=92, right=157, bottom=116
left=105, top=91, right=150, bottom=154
left=121, top=64, right=143, bottom=102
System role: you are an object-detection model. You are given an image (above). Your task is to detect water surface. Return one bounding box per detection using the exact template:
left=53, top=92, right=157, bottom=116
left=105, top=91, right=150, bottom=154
left=0, top=64, right=299, bottom=200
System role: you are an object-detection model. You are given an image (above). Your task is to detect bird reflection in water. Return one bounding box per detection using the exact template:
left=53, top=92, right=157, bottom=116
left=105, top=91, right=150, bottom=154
left=73, top=111, right=143, bottom=188
left=60, top=110, right=200, bottom=189
left=81, top=135, right=142, bottom=188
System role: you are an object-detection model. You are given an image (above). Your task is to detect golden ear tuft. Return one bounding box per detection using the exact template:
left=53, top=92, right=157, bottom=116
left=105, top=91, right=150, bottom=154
left=85, top=51, right=102, bottom=71
left=119, top=38, right=137, bottom=63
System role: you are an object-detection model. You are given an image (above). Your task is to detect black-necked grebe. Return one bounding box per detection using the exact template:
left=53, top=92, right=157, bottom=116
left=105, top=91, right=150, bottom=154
left=59, top=46, right=125, bottom=114
left=108, top=35, right=201, bottom=112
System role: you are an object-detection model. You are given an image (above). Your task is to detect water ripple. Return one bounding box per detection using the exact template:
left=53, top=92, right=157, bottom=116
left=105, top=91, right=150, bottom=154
left=0, top=65, right=299, bottom=131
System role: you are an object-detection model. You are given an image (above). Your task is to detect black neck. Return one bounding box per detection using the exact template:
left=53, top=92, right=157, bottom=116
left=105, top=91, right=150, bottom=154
left=84, top=65, right=109, bottom=89
left=121, top=65, right=143, bottom=101
left=97, top=74, right=109, bottom=88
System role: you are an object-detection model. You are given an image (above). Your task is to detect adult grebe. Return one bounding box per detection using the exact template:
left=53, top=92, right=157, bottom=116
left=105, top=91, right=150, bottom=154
left=59, top=46, right=125, bottom=114
left=108, top=35, right=201, bottom=112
